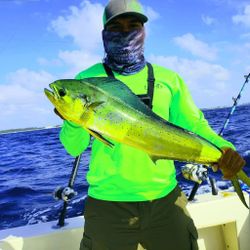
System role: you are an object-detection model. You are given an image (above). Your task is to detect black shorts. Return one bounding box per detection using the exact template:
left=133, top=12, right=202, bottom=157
left=80, top=185, right=198, bottom=250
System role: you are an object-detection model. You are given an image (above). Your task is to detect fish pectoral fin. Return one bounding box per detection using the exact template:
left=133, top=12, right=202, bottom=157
left=86, top=128, right=114, bottom=148
left=87, top=101, right=105, bottom=113
left=149, top=155, right=165, bottom=164
left=231, top=177, right=249, bottom=209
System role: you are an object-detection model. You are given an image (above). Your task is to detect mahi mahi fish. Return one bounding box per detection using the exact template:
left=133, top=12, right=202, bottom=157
left=44, top=77, right=250, bottom=208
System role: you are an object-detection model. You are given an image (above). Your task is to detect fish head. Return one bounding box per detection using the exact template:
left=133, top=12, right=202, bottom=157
left=44, top=79, right=91, bottom=123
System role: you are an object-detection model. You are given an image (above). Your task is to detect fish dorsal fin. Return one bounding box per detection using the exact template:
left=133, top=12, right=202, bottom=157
left=149, top=154, right=165, bottom=164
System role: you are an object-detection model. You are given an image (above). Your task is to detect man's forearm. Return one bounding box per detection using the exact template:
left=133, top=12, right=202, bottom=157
left=60, top=120, right=90, bottom=157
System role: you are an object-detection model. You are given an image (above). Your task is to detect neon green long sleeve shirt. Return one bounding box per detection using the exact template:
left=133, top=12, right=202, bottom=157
left=59, top=63, right=235, bottom=201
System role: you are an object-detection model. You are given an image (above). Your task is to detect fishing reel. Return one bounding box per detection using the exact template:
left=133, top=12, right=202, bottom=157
left=182, top=164, right=208, bottom=184
left=181, top=163, right=218, bottom=200
left=53, top=186, right=78, bottom=202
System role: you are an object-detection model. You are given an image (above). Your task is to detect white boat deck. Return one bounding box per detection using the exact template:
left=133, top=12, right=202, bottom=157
left=0, top=192, right=249, bottom=250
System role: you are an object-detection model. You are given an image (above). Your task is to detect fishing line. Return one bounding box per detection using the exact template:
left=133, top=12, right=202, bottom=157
left=186, top=73, right=250, bottom=204
left=219, top=73, right=250, bottom=136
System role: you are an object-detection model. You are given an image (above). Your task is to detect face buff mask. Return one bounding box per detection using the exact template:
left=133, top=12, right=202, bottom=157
left=102, top=28, right=146, bottom=75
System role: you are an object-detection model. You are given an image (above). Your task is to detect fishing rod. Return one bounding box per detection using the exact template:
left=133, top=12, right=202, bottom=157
left=54, top=154, right=82, bottom=227
left=183, top=73, right=250, bottom=201
left=219, top=73, right=250, bottom=136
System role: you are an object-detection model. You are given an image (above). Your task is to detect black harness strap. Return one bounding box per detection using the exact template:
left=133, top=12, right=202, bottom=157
left=102, top=63, right=155, bottom=109
left=103, top=63, right=115, bottom=78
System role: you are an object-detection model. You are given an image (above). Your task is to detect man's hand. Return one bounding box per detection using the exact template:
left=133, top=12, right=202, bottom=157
left=54, top=108, right=65, bottom=120
left=212, top=147, right=246, bottom=179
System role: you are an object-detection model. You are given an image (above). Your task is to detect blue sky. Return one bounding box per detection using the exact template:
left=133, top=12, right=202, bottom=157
left=0, top=0, right=250, bottom=130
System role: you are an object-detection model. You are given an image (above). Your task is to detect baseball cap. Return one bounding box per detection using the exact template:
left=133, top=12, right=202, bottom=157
left=103, top=0, right=148, bottom=26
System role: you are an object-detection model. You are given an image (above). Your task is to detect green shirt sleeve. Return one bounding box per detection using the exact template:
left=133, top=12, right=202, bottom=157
left=59, top=121, right=90, bottom=157
left=169, top=74, right=235, bottom=150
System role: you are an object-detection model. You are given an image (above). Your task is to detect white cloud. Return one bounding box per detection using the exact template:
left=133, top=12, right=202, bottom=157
left=0, top=84, right=35, bottom=105
left=149, top=55, right=229, bottom=83
left=240, top=32, right=250, bottom=39
left=0, top=69, right=60, bottom=130
left=202, top=15, right=216, bottom=25
left=173, top=33, right=218, bottom=61
left=50, top=1, right=104, bottom=51
left=232, top=5, right=250, bottom=27
left=244, top=42, right=250, bottom=49
left=5, top=68, right=56, bottom=92
left=226, top=42, right=250, bottom=62
left=37, top=57, right=62, bottom=67
left=144, top=6, right=160, bottom=21
left=58, top=50, right=102, bottom=78
left=149, top=54, right=230, bottom=108
left=0, top=1, right=106, bottom=130
left=47, top=1, right=105, bottom=77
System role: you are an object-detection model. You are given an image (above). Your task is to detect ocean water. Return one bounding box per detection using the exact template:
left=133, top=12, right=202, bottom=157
left=0, top=104, right=249, bottom=230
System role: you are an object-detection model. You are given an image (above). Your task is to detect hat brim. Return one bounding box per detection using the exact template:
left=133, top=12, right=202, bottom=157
left=104, top=12, right=148, bottom=26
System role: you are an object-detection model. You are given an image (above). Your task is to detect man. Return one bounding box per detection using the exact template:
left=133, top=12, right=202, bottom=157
left=57, top=0, right=245, bottom=249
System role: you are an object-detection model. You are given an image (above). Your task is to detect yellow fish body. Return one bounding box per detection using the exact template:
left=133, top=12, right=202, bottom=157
left=45, top=77, right=222, bottom=164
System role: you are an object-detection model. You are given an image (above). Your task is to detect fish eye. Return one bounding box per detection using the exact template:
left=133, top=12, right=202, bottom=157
left=58, top=88, right=66, bottom=97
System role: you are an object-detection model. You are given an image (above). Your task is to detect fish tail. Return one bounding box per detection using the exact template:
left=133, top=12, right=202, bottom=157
left=237, top=170, right=250, bottom=186
left=231, top=176, right=249, bottom=209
